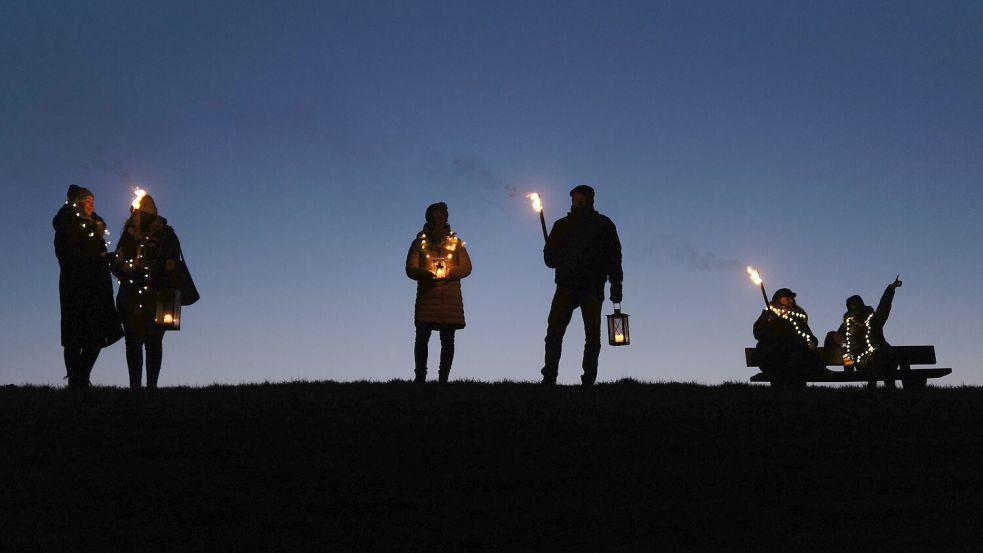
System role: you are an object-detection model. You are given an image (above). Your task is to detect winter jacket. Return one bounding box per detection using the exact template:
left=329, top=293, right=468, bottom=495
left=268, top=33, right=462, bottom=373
left=111, top=214, right=182, bottom=332
left=543, top=207, right=622, bottom=290
left=405, top=225, right=472, bottom=328
left=837, top=285, right=896, bottom=365
left=53, top=203, right=123, bottom=348
left=753, top=305, right=818, bottom=347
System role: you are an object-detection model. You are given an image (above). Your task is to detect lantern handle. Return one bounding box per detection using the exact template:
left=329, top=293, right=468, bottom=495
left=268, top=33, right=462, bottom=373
left=613, top=302, right=621, bottom=313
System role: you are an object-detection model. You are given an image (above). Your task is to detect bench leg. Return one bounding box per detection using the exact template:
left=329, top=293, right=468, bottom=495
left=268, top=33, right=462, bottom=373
left=902, top=376, right=928, bottom=389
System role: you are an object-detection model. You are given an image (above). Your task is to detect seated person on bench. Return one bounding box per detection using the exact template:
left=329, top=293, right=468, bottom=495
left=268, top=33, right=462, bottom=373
left=828, top=276, right=903, bottom=389
left=752, top=288, right=826, bottom=385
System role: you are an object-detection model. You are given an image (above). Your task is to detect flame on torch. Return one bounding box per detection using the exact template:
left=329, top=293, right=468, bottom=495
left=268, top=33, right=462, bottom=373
left=746, top=265, right=770, bottom=308
left=527, top=192, right=548, bottom=242
left=746, top=266, right=762, bottom=286
left=131, top=188, right=147, bottom=210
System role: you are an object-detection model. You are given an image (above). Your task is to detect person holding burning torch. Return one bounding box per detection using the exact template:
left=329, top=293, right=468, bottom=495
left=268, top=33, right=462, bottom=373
left=752, top=287, right=825, bottom=386
left=111, top=192, right=186, bottom=389
left=405, top=202, right=472, bottom=384
left=540, top=185, right=623, bottom=387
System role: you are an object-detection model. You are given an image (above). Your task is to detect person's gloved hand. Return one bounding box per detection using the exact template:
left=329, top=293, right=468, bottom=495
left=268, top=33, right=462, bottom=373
left=610, top=283, right=623, bottom=304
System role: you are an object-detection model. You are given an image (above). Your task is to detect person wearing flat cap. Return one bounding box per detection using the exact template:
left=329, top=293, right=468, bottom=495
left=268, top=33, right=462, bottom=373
left=111, top=193, right=191, bottom=389
left=405, top=202, right=473, bottom=383
left=540, top=184, right=623, bottom=386
left=752, top=287, right=824, bottom=385
left=52, top=185, right=124, bottom=388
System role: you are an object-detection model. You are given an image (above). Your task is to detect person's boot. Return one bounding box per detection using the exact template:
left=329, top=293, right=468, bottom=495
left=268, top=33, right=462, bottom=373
left=438, top=370, right=449, bottom=384
left=414, top=369, right=427, bottom=384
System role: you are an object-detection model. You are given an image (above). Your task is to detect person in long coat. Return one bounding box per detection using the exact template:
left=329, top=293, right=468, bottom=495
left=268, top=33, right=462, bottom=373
left=111, top=193, right=183, bottom=389
left=53, top=185, right=123, bottom=388
left=405, top=202, right=472, bottom=383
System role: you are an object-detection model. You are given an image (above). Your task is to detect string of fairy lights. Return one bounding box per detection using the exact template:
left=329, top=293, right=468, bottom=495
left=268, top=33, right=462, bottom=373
left=845, top=313, right=876, bottom=364
left=768, top=305, right=814, bottom=345
left=66, top=200, right=112, bottom=245
left=417, top=230, right=465, bottom=277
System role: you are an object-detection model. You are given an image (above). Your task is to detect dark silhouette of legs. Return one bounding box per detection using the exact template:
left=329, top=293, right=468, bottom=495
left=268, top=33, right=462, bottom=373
left=579, top=294, right=603, bottom=386
left=125, top=337, right=144, bottom=388
left=543, top=288, right=576, bottom=384
left=414, top=325, right=432, bottom=383
left=145, top=327, right=164, bottom=389
left=64, top=346, right=98, bottom=389
left=438, top=329, right=455, bottom=383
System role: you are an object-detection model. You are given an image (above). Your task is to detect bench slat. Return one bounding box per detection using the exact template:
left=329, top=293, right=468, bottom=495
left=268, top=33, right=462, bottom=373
left=745, top=345, right=936, bottom=367
left=749, top=368, right=951, bottom=383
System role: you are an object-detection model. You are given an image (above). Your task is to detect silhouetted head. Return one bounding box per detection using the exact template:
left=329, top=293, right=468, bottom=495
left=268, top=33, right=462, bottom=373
left=772, top=288, right=796, bottom=309
left=570, top=184, right=594, bottom=209
left=74, top=188, right=95, bottom=217
left=846, top=295, right=866, bottom=316
left=425, top=202, right=449, bottom=230
left=132, top=193, right=158, bottom=216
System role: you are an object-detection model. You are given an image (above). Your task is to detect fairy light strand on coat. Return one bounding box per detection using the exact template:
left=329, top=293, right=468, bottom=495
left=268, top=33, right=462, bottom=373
left=769, top=305, right=813, bottom=345
left=845, top=313, right=876, bottom=364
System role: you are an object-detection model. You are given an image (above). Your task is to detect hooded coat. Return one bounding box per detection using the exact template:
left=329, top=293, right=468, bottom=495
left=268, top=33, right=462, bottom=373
left=53, top=202, right=123, bottom=348
left=544, top=206, right=622, bottom=291
left=405, top=225, right=472, bottom=328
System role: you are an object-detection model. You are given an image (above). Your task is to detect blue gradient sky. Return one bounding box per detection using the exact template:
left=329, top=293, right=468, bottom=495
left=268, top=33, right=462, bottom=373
left=3, top=1, right=981, bottom=386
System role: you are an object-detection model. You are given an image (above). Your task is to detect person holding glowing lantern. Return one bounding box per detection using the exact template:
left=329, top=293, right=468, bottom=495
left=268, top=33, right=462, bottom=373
left=111, top=190, right=190, bottom=389
left=405, top=202, right=472, bottom=383
left=540, top=184, right=623, bottom=387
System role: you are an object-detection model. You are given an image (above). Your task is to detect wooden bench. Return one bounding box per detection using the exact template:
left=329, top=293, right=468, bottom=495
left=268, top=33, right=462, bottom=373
left=744, top=345, right=951, bottom=388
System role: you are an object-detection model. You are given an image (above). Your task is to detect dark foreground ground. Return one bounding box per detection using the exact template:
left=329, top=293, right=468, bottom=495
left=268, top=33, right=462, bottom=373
left=2, top=381, right=982, bottom=552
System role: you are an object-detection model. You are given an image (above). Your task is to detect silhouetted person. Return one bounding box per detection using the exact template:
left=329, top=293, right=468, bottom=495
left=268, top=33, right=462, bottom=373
left=405, top=202, right=472, bottom=383
left=752, top=288, right=825, bottom=386
left=829, top=277, right=903, bottom=389
left=111, top=194, right=184, bottom=389
left=541, top=185, right=623, bottom=386
left=53, top=185, right=123, bottom=388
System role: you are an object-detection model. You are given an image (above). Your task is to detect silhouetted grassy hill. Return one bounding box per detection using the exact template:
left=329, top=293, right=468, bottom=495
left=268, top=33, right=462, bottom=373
left=2, top=381, right=981, bottom=552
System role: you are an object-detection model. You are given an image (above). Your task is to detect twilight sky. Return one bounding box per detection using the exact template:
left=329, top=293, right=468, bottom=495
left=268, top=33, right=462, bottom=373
left=2, top=1, right=982, bottom=386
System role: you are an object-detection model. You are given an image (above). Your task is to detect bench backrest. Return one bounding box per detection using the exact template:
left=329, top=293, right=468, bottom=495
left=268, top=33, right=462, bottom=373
left=745, top=345, right=936, bottom=367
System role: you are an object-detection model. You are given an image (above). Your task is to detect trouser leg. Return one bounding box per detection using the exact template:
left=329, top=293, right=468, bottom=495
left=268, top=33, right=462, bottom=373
left=79, top=346, right=100, bottom=385
left=63, top=347, right=83, bottom=388
left=580, top=291, right=603, bottom=386
left=125, top=337, right=144, bottom=388
left=414, top=325, right=432, bottom=382
left=145, top=327, right=164, bottom=389
left=542, top=288, right=576, bottom=384
left=438, top=329, right=455, bottom=383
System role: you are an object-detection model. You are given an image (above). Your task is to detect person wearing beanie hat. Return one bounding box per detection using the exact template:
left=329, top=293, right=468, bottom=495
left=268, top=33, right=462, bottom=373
left=752, top=286, right=824, bottom=385
left=111, top=194, right=197, bottom=389
left=829, top=276, right=904, bottom=388
left=52, top=186, right=124, bottom=388
left=405, top=202, right=472, bottom=383
left=539, top=184, right=623, bottom=386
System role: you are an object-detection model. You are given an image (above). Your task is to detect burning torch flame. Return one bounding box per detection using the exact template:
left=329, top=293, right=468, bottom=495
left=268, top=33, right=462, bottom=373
left=131, top=188, right=147, bottom=210
left=746, top=266, right=762, bottom=286
left=527, top=193, right=543, bottom=213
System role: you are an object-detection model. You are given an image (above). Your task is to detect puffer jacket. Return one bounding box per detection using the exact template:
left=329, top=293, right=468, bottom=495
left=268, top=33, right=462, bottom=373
left=405, top=225, right=472, bottom=328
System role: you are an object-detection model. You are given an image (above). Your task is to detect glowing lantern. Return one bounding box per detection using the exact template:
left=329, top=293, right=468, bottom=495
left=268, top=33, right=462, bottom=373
left=432, top=257, right=447, bottom=279
left=606, top=305, right=630, bottom=346
left=154, top=288, right=182, bottom=330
